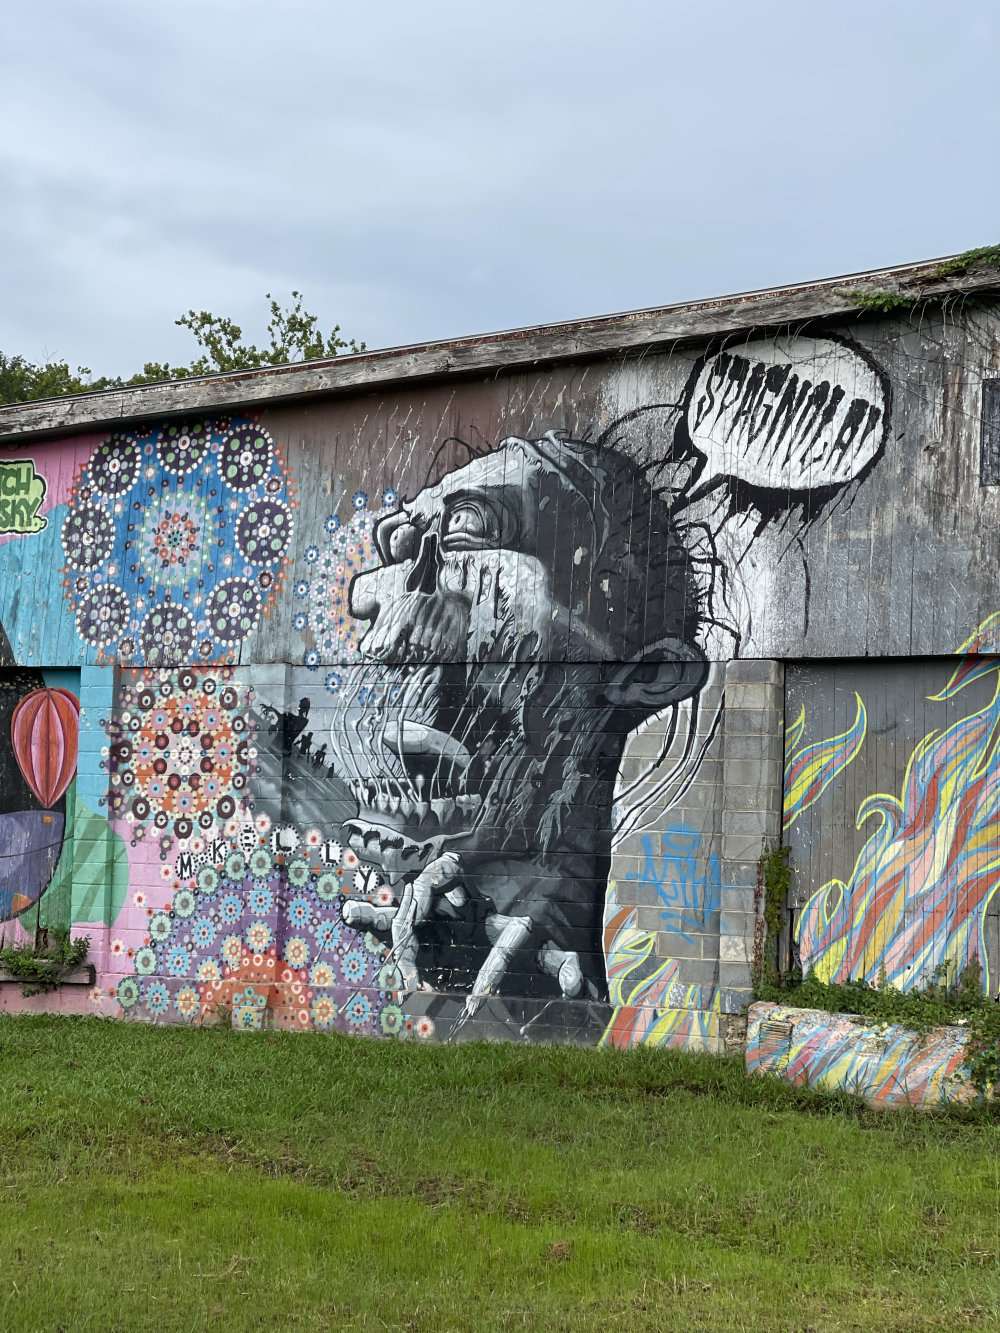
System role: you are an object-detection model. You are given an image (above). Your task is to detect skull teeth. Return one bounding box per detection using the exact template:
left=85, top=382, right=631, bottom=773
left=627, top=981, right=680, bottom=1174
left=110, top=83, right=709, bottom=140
left=352, top=780, right=482, bottom=829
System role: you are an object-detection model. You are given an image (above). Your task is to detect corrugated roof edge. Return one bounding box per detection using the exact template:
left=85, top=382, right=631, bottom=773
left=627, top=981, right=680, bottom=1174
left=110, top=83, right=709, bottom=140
left=1, top=252, right=996, bottom=443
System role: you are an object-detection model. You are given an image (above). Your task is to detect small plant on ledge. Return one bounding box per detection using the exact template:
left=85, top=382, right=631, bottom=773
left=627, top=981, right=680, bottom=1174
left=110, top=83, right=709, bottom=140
left=0, top=927, right=91, bottom=997
left=841, top=243, right=1000, bottom=316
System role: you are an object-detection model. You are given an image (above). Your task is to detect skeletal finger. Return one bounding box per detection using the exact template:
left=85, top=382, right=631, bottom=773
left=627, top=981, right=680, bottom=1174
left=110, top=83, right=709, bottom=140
left=537, top=941, right=584, bottom=998
left=467, top=914, right=532, bottom=1014
left=342, top=900, right=397, bottom=932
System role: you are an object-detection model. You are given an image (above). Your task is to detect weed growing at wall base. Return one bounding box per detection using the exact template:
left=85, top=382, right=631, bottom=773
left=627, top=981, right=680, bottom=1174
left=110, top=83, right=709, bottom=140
left=0, top=927, right=89, bottom=996
left=755, top=843, right=790, bottom=987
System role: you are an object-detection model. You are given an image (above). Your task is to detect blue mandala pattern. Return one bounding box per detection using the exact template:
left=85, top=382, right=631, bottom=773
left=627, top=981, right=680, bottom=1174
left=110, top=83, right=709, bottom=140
left=62, top=416, right=294, bottom=665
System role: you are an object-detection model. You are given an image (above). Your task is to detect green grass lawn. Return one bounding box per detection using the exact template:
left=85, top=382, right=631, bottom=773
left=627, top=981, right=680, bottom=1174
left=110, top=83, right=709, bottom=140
left=1, top=1017, right=999, bottom=1332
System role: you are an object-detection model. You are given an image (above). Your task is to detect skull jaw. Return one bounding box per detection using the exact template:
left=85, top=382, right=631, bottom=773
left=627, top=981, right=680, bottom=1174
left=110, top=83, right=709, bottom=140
left=345, top=800, right=482, bottom=879
left=346, top=816, right=439, bottom=879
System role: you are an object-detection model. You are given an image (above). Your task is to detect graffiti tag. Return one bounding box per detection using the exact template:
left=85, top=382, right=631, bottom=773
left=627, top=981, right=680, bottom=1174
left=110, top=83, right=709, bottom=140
left=0, top=461, right=47, bottom=535
left=626, top=824, right=721, bottom=944
left=688, top=336, right=889, bottom=493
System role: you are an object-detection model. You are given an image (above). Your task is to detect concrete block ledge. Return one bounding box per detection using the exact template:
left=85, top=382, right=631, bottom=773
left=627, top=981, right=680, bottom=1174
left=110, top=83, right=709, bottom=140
left=746, top=1002, right=981, bottom=1109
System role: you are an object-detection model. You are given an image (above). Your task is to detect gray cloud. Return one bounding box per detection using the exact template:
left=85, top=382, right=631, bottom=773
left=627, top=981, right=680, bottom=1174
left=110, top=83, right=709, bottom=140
left=2, top=0, right=998, bottom=376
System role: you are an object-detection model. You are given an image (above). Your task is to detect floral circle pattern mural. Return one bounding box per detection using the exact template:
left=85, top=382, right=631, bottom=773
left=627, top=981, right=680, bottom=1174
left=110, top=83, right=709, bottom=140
left=103, top=667, right=254, bottom=866
left=110, top=813, right=406, bottom=1037
left=62, top=416, right=295, bottom=665
left=294, top=489, right=397, bottom=679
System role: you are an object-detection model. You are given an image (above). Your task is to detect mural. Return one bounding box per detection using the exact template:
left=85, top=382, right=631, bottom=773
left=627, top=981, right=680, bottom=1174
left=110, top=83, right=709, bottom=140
left=0, top=674, right=78, bottom=924
left=104, top=667, right=256, bottom=870
left=17, top=310, right=1000, bottom=1066
left=0, top=460, right=47, bottom=535
left=307, top=328, right=891, bottom=1041
left=325, top=433, right=707, bottom=1036
left=95, top=667, right=410, bottom=1035
left=602, top=900, right=722, bottom=1051
left=746, top=1002, right=975, bottom=1108
left=793, top=617, right=1000, bottom=997
left=60, top=416, right=293, bottom=665
left=683, top=334, right=888, bottom=499
left=294, top=490, right=399, bottom=670
left=783, top=695, right=867, bottom=830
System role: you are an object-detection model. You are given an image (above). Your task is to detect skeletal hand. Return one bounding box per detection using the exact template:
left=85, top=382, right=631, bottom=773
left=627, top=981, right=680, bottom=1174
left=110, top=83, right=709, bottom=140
left=341, top=852, right=464, bottom=992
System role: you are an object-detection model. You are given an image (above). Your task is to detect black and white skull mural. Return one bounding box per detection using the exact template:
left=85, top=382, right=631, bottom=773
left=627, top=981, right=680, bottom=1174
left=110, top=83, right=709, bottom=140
left=239, top=330, right=892, bottom=1043
left=332, top=433, right=708, bottom=1022
left=271, top=334, right=884, bottom=1039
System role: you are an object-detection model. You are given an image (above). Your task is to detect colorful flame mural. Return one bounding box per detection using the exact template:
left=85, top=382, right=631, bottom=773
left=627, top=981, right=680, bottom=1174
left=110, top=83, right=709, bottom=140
left=600, top=900, right=721, bottom=1051
left=783, top=693, right=866, bottom=830
left=795, top=615, right=1000, bottom=994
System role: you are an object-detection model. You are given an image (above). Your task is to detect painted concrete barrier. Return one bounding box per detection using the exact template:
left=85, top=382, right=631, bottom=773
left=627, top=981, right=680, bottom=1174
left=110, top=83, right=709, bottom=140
left=746, top=1002, right=980, bottom=1109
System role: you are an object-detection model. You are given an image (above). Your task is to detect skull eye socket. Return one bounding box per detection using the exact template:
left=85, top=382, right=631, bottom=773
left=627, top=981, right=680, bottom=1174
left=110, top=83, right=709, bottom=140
left=440, top=500, right=501, bottom=550
left=373, top=511, right=420, bottom=565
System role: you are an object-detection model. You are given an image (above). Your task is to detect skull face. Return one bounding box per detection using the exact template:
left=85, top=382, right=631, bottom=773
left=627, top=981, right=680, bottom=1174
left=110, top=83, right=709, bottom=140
left=329, top=432, right=706, bottom=887
left=348, top=442, right=612, bottom=665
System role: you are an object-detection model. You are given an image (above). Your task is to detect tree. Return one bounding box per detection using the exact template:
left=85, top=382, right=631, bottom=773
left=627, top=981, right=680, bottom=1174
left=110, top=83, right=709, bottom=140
left=0, top=353, right=118, bottom=403
left=0, top=292, right=365, bottom=405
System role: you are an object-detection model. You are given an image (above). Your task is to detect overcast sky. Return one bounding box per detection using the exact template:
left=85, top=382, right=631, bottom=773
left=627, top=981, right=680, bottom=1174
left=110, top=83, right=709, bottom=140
left=2, top=0, right=998, bottom=377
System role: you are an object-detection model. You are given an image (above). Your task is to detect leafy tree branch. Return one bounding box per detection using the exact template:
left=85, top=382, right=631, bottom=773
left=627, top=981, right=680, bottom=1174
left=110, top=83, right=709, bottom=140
left=0, top=292, right=365, bottom=405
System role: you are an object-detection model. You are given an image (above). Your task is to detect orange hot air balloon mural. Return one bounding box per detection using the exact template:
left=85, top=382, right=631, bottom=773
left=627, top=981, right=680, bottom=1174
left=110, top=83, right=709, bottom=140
left=11, top=687, right=80, bottom=809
